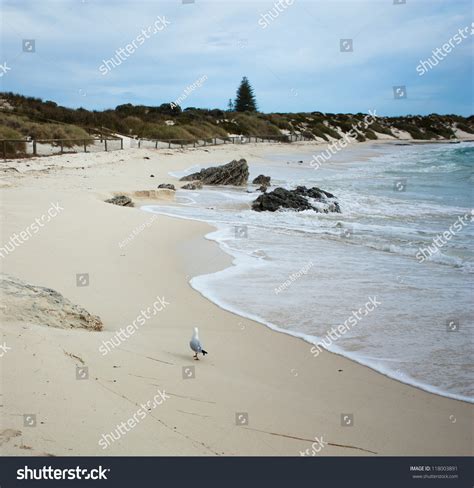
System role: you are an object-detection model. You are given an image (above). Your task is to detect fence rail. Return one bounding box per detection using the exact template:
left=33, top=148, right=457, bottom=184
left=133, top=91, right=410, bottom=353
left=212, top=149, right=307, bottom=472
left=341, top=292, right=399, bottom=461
left=1, top=137, right=123, bottom=160
left=135, top=133, right=312, bottom=149
left=1, top=132, right=312, bottom=160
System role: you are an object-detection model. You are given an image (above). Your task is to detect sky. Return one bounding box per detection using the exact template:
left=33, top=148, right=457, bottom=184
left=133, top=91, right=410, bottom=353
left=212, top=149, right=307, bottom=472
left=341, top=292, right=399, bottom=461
left=0, top=0, right=472, bottom=116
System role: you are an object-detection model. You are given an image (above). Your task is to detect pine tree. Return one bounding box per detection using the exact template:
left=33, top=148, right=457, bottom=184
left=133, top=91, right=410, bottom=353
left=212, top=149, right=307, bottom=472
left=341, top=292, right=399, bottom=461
left=234, top=77, right=257, bottom=112
left=227, top=98, right=234, bottom=112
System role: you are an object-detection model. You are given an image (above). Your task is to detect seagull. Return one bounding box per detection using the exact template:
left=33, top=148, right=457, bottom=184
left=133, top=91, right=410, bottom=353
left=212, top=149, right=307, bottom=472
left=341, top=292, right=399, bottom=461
left=190, top=327, right=208, bottom=360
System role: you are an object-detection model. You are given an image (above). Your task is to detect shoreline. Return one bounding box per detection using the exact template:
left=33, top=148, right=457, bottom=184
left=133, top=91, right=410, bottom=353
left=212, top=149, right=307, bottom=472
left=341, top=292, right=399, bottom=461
left=1, top=140, right=472, bottom=456
left=147, top=208, right=474, bottom=406
left=140, top=138, right=474, bottom=404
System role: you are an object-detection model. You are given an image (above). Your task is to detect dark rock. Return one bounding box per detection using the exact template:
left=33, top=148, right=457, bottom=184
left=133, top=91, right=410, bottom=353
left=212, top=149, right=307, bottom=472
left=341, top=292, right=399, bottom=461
left=181, top=181, right=203, bottom=190
left=150, top=174, right=155, bottom=178
left=252, top=186, right=340, bottom=213
left=257, top=185, right=268, bottom=193
left=158, top=183, right=176, bottom=190
left=252, top=174, right=271, bottom=186
left=105, top=195, right=134, bottom=207
left=297, top=185, right=340, bottom=213
left=180, top=159, right=249, bottom=186
left=144, top=156, right=150, bottom=159
left=295, top=185, right=336, bottom=199
left=252, top=188, right=314, bottom=212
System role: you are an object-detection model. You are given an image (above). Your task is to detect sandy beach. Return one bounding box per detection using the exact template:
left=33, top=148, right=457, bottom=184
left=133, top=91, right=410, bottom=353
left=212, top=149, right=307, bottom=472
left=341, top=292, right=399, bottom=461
left=0, top=140, right=472, bottom=456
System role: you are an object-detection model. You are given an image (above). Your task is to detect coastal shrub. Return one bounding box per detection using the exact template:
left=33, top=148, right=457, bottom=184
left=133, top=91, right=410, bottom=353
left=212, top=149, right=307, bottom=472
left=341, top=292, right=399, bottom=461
left=320, top=124, right=341, bottom=139
left=370, top=121, right=393, bottom=136
left=182, top=122, right=228, bottom=140
left=456, top=122, right=474, bottom=134
left=0, top=126, right=26, bottom=155
left=233, top=113, right=281, bottom=136
left=1, top=92, right=472, bottom=144
left=0, top=113, right=22, bottom=129
left=301, top=130, right=315, bottom=139
left=390, top=121, right=429, bottom=140
left=267, top=114, right=292, bottom=130
left=140, top=124, right=194, bottom=142
left=57, top=125, right=94, bottom=147
left=123, top=116, right=145, bottom=135
left=218, top=119, right=241, bottom=135
left=309, top=126, right=329, bottom=141
left=364, top=129, right=378, bottom=140
left=0, top=113, right=93, bottom=147
left=309, top=122, right=340, bottom=140
left=26, top=123, right=92, bottom=147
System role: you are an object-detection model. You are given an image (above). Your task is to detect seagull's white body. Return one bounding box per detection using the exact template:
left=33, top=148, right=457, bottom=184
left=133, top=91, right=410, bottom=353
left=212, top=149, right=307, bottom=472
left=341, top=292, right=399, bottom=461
left=190, top=327, right=208, bottom=360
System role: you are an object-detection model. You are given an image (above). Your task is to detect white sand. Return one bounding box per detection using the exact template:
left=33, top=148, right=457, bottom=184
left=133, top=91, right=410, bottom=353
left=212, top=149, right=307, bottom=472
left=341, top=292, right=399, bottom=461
left=0, top=141, right=472, bottom=456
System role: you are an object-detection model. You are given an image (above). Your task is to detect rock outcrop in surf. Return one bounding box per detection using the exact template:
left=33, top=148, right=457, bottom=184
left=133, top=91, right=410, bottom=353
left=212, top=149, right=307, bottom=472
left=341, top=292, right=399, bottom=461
left=252, top=186, right=341, bottom=213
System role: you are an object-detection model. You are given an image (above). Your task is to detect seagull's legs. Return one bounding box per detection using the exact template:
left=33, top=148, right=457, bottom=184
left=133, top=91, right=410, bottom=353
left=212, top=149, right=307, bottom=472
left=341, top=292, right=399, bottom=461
left=193, top=353, right=199, bottom=360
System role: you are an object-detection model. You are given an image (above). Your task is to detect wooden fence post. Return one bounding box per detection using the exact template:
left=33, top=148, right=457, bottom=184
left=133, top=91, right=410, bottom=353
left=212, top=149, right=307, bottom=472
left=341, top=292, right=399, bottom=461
left=104, top=139, right=108, bottom=151
left=121, top=138, right=124, bottom=150
left=33, top=139, right=37, bottom=156
left=3, top=140, right=6, bottom=160
left=155, top=140, right=158, bottom=149
left=168, top=141, right=171, bottom=149
left=84, top=140, right=87, bottom=152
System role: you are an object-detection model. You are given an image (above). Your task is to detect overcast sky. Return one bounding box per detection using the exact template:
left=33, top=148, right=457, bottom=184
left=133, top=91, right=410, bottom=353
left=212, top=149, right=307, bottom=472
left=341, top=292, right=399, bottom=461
left=0, top=0, right=472, bottom=115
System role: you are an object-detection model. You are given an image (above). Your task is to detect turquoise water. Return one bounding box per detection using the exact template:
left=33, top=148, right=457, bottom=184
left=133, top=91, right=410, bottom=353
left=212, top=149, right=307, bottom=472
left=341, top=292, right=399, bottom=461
left=145, top=142, right=474, bottom=401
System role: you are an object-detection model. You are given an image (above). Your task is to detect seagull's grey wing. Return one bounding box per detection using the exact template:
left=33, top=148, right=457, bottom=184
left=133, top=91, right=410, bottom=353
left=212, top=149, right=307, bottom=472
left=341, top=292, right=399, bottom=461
left=190, top=338, right=202, bottom=353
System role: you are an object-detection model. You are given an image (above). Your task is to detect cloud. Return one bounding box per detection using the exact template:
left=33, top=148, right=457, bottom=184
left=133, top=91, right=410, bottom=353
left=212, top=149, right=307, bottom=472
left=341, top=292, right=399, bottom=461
left=1, top=0, right=472, bottom=115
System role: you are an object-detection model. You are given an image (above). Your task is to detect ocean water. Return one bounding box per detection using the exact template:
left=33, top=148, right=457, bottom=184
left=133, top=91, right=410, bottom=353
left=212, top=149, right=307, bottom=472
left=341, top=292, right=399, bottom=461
left=143, top=142, right=474, bottom=402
